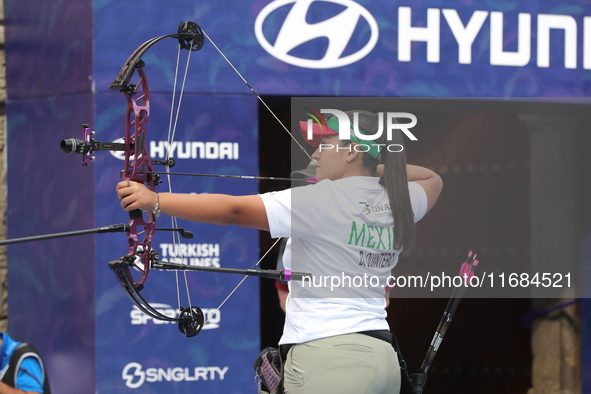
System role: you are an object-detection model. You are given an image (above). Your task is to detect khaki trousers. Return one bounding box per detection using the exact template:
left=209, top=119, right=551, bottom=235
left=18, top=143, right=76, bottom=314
left=283, top=333, right=401, bottom=394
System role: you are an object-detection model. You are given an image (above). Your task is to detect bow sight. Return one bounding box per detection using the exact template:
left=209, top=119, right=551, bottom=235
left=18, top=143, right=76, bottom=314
left=60, top=124, right=124, bottom=165
left=60, top=124, right=175, bottom=169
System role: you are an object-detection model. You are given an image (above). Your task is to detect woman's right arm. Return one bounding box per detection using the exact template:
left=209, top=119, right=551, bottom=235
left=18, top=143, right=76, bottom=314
left=406, top=165, right=443, bottom=213
left=116, top=181, right=270, bottom=231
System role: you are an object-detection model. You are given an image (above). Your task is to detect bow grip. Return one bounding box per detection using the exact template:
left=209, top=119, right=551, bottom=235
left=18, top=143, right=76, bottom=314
left=129, top=209, right=143, bottom=220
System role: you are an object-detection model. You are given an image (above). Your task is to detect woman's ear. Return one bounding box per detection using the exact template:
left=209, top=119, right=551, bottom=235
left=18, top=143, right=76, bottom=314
left=346, top=143, right=362, bottom=163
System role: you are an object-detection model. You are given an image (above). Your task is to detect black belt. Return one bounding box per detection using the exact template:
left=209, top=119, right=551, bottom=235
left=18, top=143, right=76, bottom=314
left=358, top=330, right=394, bottom=344
left=280, top=330, right=393, bottom=360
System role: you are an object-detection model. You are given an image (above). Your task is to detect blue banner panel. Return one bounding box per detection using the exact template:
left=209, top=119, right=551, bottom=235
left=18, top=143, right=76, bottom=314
left=4, top=0, right=93, bottom=100
left=94, top=0, right=591, bottom=98
left=93, top=92, right=260, bottom=393
left=7, top=94, right=96, bottom=393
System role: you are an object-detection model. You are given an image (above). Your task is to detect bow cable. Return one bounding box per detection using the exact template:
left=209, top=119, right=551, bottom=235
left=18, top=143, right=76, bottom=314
left=166, top=40, right=197, bottom=319
left=204, top=237, right=283, bottom=326
left=200, top=29, right=313, bottom=162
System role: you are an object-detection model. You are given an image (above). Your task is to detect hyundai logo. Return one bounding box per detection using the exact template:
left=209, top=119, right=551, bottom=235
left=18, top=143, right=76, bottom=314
left=254, top=0, right=379, bottom=69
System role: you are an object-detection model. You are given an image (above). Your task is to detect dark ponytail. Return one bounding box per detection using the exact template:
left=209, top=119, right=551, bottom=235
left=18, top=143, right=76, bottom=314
left=345, top=111, right=415, bottom=251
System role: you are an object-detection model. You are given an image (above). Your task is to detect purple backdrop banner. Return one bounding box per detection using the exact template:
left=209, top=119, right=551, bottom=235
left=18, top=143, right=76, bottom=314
left=4, top=0, right=92, bottom=100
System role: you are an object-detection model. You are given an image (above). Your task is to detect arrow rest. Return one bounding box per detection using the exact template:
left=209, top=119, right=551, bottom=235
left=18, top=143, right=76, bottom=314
left=152, top=158, right=176, bottom=167
left=178, top=306, right=205, bottom=337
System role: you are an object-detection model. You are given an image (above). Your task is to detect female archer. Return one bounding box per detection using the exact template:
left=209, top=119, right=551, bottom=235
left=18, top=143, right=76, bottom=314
left=116, top=110, right=442, bottom=394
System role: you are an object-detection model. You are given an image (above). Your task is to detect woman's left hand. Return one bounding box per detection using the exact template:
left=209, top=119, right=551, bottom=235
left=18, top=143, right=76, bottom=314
left=116, top=181, right=158, bottom=212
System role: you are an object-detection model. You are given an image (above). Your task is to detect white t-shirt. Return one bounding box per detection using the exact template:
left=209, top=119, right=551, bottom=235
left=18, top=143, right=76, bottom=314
left=260, top=176, right=428, bottom=344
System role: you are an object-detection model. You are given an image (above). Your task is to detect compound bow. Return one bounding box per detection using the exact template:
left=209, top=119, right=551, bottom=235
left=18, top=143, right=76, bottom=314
left=61, top=21, right=311, bottom=337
